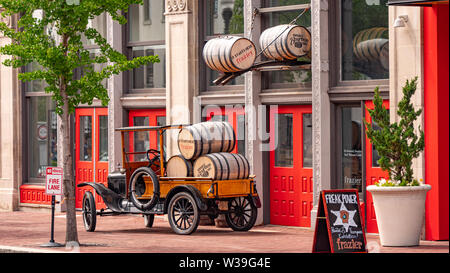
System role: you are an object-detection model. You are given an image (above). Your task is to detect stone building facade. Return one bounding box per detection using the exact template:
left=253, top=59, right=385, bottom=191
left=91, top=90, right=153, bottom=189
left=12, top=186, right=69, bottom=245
left=0, top=0, right=447, bottom=241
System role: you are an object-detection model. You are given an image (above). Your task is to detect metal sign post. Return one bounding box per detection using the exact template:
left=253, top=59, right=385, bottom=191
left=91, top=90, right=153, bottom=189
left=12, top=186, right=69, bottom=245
left=41, top=167, right=64, bottom=248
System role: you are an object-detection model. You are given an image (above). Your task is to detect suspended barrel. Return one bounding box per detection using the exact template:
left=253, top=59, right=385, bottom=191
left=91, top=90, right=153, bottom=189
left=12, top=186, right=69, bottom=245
left=259, top=24, right=311, bottom=61
left=178, top=121, right=236, bottom=160
left=203, top=36, right=257, bottom=73
left=166, top=155, right=193, bottom=177
left=354, top=38, right=389, bottom=70
left=193, top=152, right=250, bottom=180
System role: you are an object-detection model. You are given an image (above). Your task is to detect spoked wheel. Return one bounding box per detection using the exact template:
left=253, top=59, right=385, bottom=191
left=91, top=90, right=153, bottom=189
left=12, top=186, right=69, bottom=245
left=168, top=192, right=200, bottom=235
left=144, top=214, right=155, bottom=228
left=225, top=196, right=257, bottom=231
left=82, top=191, right=97, bottom=232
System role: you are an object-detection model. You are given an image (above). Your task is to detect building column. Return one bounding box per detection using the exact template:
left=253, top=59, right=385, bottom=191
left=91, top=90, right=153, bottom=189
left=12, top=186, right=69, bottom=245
left=106, top=13, right=124, bottom=173
left=389, top=6, right=425, bottom=182
left=244, top=0, right=267, bottom=225
left=389, top=6, right=428, bottom=238
left=310, top=0, right=332, bottom=230
left=0, top=13, right=21, bottom=211
left=164, top=0, right=200, bottom=157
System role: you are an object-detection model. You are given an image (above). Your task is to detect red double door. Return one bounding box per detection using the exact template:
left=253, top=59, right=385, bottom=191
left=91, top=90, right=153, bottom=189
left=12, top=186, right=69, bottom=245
left=269, top=105, right=313, bottom=227
left=75, top=108, right=109, bottom=209
left=205, top=105, right=314, bottom=227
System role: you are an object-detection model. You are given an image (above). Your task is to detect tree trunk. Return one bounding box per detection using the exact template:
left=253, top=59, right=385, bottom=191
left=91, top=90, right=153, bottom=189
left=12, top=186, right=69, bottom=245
left=61, top=89, right=79, bottom=244
left=58, top=32, right=79, bottom=244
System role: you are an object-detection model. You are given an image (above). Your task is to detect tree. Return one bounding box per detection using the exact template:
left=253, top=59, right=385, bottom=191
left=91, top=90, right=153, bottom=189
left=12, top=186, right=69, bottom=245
left=0, top=0, right=159, bottom=244
left=364, top=77, right=424, bottom=185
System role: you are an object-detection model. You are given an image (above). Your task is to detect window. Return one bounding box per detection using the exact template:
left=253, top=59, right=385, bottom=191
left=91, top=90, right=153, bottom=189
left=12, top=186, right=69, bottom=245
left=79, top=115, right=93, bottom=161
left=302, top=113, right=312, bottom=168
left=204, top=0, right=245, bottom=87
left=371, top=120, right=386, bottom=167
left=341, top=0, right=389, bottom=80
left=261, top=0, right=312, bottom=88
left=127, top=0, right=166, bottom=91
left=26, top=95, right=58, bottom=180
left=81, top=13, right=107, bottom=46
left=98, top=116, right=109, bottom=162
left=340, top=107, right=363, bottom=191
left=274, top=113, right=294, bottom=167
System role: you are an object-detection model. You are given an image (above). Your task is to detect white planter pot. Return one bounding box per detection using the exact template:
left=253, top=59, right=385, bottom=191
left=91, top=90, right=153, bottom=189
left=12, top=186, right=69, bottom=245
left=366, top=184, right=431, bottom=247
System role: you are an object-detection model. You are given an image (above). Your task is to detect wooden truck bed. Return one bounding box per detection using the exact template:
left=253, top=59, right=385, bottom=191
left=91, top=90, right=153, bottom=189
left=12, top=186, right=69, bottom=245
left=140, top=175, right=257, bottom=199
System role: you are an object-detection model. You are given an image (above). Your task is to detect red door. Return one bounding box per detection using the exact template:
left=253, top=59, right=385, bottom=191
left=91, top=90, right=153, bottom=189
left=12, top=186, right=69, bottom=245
left=75, top=108, right=109, bottom=209
left=129, top=109, right=166, bottom=161
left=94, top=108, right=109, bottom=209
left=364, top=100, right=389, bottom=233
left=204, top=105, right=246, bottom=154
left=269, top=105, right=313, bottom=227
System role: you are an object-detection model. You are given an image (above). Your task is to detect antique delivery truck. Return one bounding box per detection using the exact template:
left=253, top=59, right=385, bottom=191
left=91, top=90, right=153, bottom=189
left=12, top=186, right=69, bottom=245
left=78, top=123, right=261, bottom=235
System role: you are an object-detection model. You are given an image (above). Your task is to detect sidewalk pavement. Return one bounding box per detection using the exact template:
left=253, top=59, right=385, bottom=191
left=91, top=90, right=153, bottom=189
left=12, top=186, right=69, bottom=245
left=0, top=211, right=448, bottom=253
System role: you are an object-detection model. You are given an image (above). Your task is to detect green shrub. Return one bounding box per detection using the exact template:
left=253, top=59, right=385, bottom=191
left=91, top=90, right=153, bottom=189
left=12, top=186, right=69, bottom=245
left=365, top=77, right=424, bottom=186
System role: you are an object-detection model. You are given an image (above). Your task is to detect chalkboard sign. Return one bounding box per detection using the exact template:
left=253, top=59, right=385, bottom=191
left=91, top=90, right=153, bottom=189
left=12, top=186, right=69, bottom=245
left=312, top=189, right=367, bottom=253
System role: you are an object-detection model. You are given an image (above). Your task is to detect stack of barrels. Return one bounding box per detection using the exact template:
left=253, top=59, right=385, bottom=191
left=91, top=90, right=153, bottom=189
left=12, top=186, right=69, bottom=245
left=166, top=121, right=250, bottom=180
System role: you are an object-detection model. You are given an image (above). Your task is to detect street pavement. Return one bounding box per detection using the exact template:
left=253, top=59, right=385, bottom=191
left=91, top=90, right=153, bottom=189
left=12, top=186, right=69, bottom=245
left=0, top=211, right=448, bottom=254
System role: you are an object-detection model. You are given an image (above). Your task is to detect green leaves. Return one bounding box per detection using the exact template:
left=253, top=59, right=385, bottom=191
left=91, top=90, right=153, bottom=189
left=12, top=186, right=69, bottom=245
left=0, top=0, right=156, bottom=115
left=365, top=77, right=424, bottom=185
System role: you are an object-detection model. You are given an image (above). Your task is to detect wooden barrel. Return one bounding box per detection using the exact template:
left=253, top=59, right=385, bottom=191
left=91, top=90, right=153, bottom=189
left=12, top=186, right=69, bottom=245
left=193, top=152, right=250, bottom=180
left=178, top=121, right=236, bottom=160
left=352, top=27, right=388, bottom=53
left=203, top=36, right=256, bottom=73
left=259, top=24, right=311, bottom=61
left=166, top=155, right=193, bottom=177
left=354, top=38, right=389, bottom=70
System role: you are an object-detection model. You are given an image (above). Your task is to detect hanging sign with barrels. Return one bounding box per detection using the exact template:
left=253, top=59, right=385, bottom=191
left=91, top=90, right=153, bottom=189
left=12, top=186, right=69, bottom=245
left=202, top=6, right=311, bottom=86
left=202, top=25, right=311, bottom=74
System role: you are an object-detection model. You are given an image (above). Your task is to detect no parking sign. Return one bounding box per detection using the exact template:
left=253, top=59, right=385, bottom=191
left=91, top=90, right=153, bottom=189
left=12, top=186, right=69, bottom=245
left=45, top=167, right=63, bottom=195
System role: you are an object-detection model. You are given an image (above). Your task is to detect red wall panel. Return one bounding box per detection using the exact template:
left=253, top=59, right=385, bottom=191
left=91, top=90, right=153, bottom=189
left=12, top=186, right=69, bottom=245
left=423, top=4, right=449, bottom=241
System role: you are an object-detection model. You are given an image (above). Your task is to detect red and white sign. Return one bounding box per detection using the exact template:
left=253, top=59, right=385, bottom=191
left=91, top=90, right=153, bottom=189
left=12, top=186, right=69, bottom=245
left=45, top=167, right=63, bottom=195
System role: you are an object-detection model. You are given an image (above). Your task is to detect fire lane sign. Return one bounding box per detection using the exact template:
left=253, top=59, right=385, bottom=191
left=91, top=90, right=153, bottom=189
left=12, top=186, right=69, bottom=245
left=45, top=167, right=63, bottom=195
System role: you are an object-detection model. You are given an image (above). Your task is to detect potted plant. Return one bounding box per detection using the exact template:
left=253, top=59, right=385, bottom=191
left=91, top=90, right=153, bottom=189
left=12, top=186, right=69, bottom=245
left=365, top=77, right=431, bottom=247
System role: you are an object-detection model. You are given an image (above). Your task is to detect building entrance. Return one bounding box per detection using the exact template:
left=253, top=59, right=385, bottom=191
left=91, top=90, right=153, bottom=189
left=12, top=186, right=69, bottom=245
left=269, top=105, right=313, bottom=227
left=75, top=107, right=109, bottom=209
left=335, top=101, right=389, bottom=233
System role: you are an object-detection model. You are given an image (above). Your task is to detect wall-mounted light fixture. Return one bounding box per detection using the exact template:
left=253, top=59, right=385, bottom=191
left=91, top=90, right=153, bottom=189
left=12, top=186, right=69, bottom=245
left=393, top=15, right=409, bottom=28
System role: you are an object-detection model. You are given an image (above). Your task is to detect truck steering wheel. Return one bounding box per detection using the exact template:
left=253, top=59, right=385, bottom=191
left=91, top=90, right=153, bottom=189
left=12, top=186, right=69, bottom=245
left=146, top=149, right=161, bottom=170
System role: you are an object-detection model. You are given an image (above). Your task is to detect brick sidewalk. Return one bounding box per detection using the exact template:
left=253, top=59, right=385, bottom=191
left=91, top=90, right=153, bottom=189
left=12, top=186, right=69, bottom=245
left=0, top=211, right=448, bottom=253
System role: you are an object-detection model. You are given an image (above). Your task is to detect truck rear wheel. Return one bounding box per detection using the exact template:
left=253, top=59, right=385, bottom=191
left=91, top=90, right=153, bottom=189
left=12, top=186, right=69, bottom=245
left=225, top=196, right=257, bottom=231
left=168, top=192, right=200, bottom=235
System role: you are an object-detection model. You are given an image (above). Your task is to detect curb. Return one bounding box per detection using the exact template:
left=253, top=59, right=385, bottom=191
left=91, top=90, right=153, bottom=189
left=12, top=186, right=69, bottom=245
left=0, top=245, right=67, bottom=253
